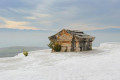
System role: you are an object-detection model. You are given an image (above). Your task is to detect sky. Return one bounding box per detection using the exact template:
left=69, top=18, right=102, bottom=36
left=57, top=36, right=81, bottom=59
left=0, top=0, right=120, bottom=48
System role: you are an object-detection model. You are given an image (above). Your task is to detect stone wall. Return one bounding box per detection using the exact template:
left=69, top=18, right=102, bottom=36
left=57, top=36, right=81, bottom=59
left=50, top=29, right=93, bottom=52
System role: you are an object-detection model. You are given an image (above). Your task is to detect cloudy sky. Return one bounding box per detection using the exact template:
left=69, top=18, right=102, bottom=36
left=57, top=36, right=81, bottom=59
left=0, top=0, right=120, bottom=47
left=0, top=0, right=120, bottom=31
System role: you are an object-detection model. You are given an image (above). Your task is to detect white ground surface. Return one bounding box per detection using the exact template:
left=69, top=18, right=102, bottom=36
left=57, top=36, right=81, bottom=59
left=0, top=42, right=120, bottom=80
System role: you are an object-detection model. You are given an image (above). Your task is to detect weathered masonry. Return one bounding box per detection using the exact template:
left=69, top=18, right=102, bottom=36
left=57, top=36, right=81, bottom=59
left=48, top=29, right=95, bottom=52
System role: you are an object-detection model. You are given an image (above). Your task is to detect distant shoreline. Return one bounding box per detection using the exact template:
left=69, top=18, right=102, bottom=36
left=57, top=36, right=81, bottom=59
left=0, top=46, right=48, bottom=57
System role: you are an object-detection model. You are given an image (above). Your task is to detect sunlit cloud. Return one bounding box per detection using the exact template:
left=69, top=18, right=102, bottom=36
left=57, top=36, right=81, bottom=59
left=67, top=22, right=120, bottom=31
left=0, top=17, right=39, bottom=30
left=25, top=16, right=37, bottom=20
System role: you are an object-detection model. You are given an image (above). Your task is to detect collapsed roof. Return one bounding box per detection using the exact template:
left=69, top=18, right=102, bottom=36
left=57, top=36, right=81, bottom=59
left=49, top=29, right=95, bottom=40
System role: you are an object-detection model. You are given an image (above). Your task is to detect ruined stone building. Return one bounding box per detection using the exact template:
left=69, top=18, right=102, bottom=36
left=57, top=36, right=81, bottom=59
left=48, top=29, right=95, bottom=52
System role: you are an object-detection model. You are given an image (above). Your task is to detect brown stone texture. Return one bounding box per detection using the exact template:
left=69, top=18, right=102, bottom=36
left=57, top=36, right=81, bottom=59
left=48, top=29, right=95, bottom=52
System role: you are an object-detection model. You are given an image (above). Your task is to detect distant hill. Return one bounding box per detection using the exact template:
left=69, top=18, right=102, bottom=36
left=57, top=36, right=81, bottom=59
left=0, top=28, right=54, bottom=32
left=0, top=46, right=48, bottom=57
left=0, top=28, right=119, bottom=33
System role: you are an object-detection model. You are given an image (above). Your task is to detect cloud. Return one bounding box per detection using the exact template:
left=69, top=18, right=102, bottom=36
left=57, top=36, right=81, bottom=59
left=67, top=22, right=120, bottom=31
left=0, top=17, right=39, bottom=30
left=1, top=0, right=120, bottom=31
left=25, top=16, right=37, bottom=20
left=25, top=13, right=52, bottom=20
